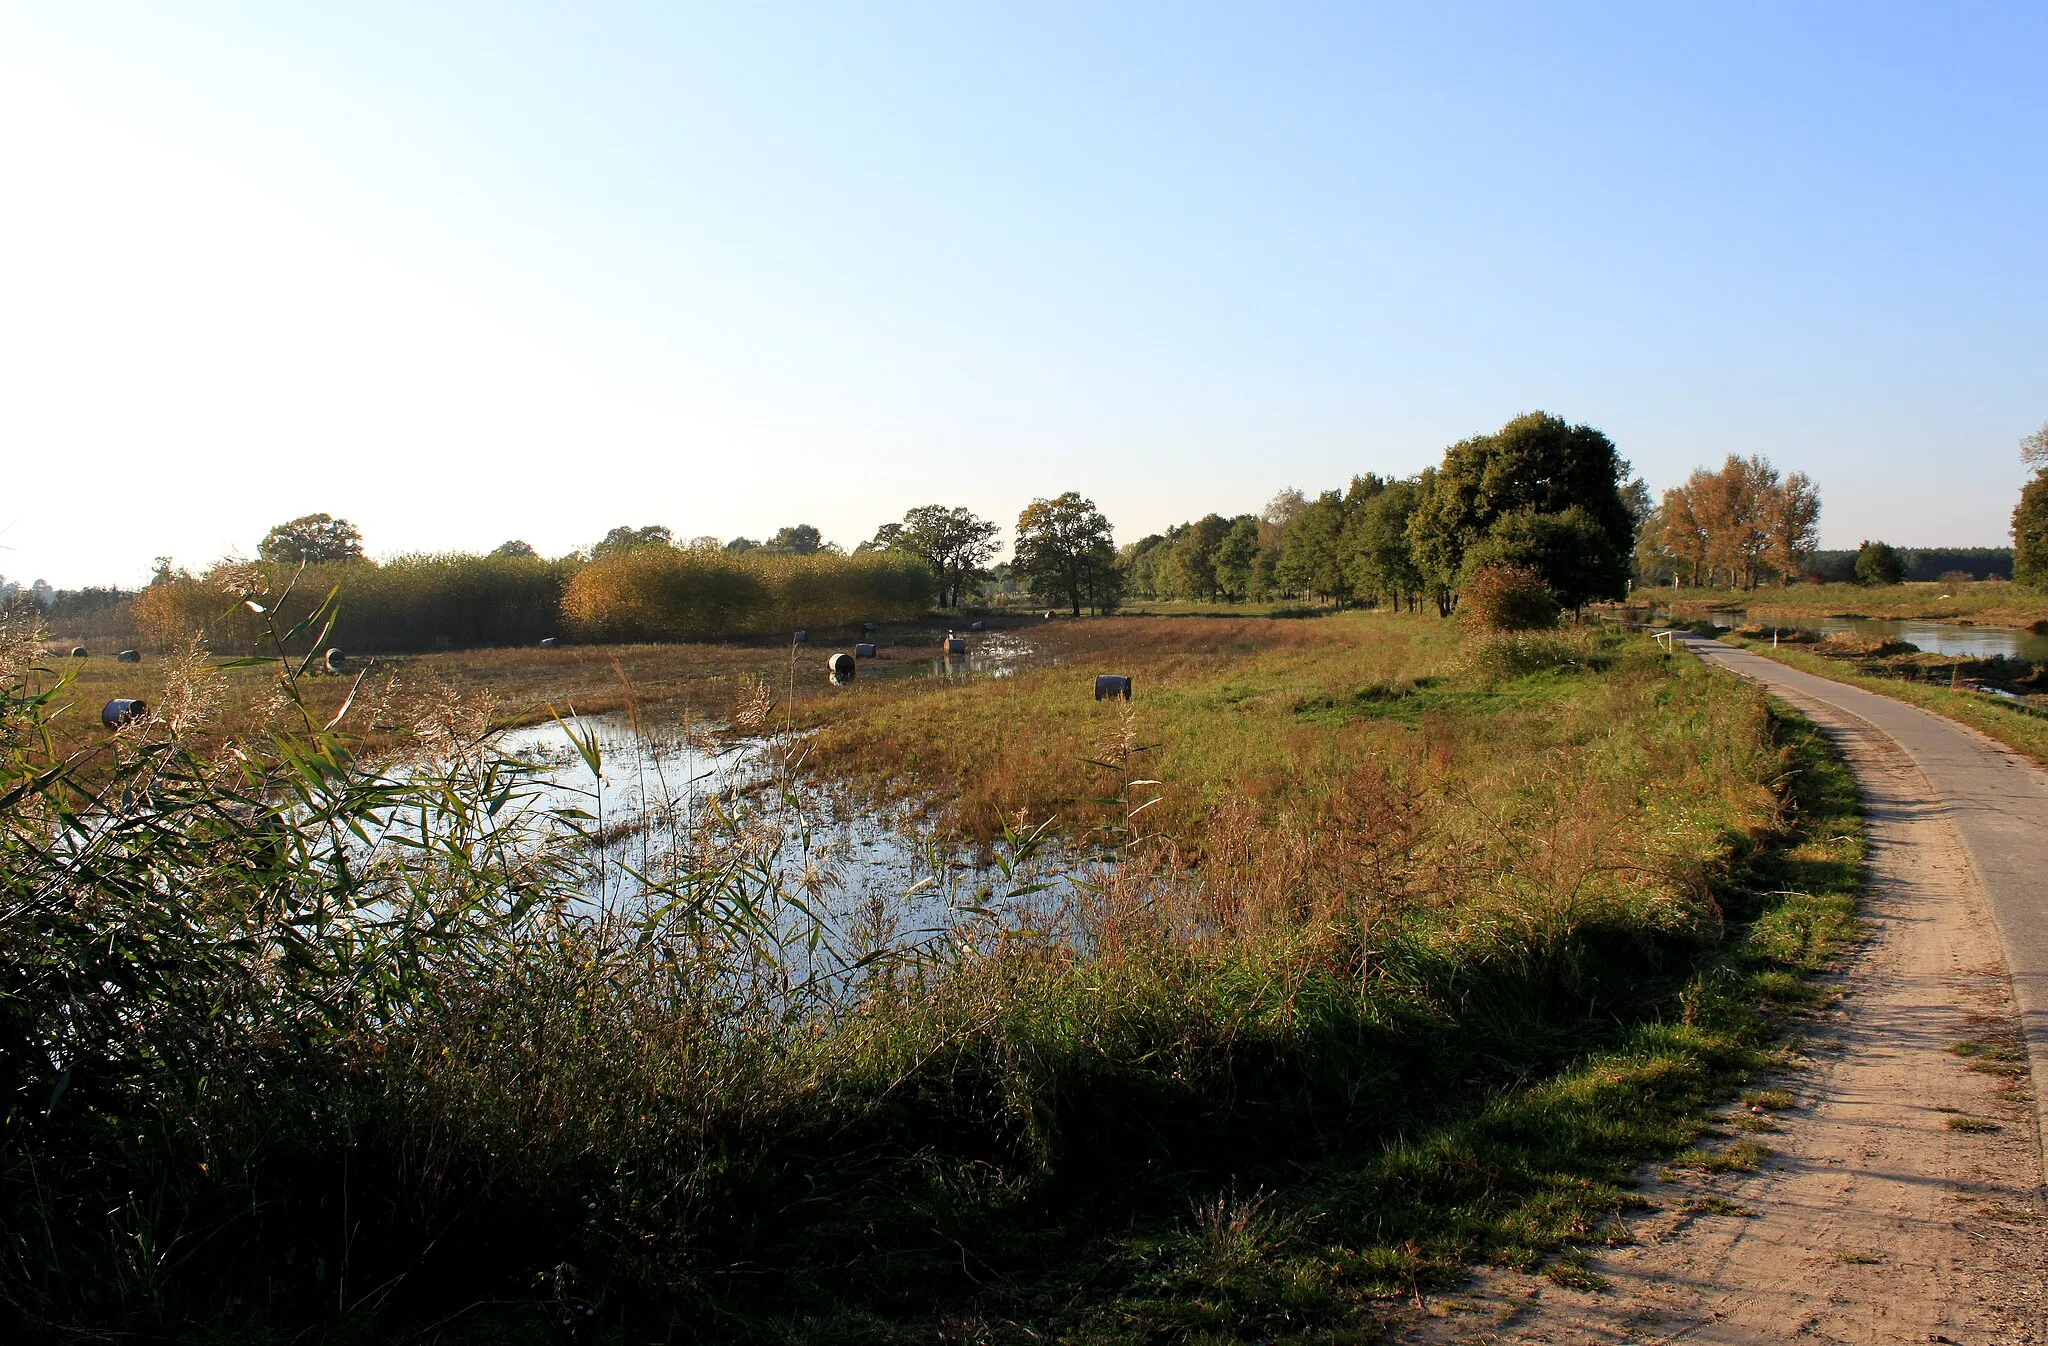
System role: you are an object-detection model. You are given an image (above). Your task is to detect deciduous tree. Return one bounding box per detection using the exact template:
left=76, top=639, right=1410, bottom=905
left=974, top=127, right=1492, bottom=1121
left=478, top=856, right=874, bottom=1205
left=1213, top=517, right=1261, bottom=600
left=1854, top=539, right=1905, bottom=586
left=886, top=506, right=1000, bottom=608
left=1015, top=493, right=1117, bottom=616
left=2014, top=475, right=2048, bottom=591
left=1342, top=479, right=1423, bottom=609
left=1168, top=514, right=1233, bottom=601
left=761, top=524, right=828, bottom=555
left=1408, top=412, right=1634, bottom=612
left=258, top=514, right=365, bottom=564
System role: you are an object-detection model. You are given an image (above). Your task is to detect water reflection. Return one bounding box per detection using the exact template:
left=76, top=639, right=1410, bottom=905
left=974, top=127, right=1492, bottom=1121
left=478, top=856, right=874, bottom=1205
left=494, top=710, right=1091, bottom=953
left=927, top=630, right=1036, bottom=678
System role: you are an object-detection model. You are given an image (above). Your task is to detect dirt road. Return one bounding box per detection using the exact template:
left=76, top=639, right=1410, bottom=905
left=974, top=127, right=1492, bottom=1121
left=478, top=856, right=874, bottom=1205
left=1396, top=634, right=2048, bottom=1344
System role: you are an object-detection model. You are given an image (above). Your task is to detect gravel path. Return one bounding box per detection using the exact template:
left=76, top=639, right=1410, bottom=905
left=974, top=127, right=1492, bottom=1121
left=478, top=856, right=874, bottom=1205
left=1392, top=634, right=2048, bottom=1345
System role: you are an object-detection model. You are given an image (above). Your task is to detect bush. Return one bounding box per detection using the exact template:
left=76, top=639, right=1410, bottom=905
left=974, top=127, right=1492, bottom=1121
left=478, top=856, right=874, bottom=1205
left=1459, top=563, right=1558, bottom=632
left=563, top=545, right=933, bottom=641
left=1464, top=626, right=1603, bottom=681
left=1853, top=539, right=1905, bottom=586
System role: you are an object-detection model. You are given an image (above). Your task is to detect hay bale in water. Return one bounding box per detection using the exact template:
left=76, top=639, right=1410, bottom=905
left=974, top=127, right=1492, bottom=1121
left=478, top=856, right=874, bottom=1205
left=827, top=652, right=856, bottom=683
left=116, top=649, right=141, bottom=663
left=102, top=698, right=146, bottom=730
left=863, top=622, right=877, bottom=634
left=324, top=648, right=347, bottom=673
left=70, top=646, right=87, bottom=659
left=793, top=630, right=808, bottom=645
left=855, top=642, right=877, bottom=658
left=969, top=620, right=985, bottom=632
left=539, top=637, right=559, bottom=648
left=1094, top=674, right=1133, bottom=701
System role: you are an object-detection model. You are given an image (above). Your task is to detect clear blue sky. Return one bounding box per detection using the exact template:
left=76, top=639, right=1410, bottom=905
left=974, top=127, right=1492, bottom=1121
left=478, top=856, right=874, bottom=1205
left=3, top=2, right=2043, bottom=587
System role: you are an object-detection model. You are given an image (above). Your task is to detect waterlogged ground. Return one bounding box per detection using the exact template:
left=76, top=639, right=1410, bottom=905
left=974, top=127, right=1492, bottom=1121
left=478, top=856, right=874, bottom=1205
left=494, top=698, right=1096, bottom=955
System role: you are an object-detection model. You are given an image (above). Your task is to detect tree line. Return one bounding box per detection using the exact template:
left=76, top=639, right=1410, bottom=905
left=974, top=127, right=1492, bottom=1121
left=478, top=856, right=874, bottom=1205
left=85, top=407, right=2048, bottom=654
left=1127, top=412, right=1652, bottom=616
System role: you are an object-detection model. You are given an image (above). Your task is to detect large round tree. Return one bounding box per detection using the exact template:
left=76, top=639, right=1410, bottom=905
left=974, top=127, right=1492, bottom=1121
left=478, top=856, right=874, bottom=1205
left=1407, top=411, right=1635, bottom=611
left=257, top=513, right=364, bottom=564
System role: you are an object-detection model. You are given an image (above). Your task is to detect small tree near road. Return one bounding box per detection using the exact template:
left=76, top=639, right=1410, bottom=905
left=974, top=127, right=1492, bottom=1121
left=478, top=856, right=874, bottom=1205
left=1015, top=493, right=1117, bottom=616
left=1854, top=540, right=1905, bottom=586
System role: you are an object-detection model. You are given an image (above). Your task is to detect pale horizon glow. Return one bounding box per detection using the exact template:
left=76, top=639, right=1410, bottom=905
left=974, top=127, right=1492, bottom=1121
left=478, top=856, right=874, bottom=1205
left=3, top=3, right=2043, bottom=589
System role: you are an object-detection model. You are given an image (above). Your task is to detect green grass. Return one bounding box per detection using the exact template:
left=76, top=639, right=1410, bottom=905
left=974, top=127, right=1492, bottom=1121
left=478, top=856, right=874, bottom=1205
left=1952, top=1038, right=2030, bottom=1077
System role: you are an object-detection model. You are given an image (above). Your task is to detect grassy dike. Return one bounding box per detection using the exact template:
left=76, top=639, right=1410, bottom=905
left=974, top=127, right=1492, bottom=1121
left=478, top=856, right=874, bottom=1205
left=1027, top=699, right=1861, bottom=1342
left=1, top=615, right=1863, bottom=1342
left=772, top=616, right=1865, bottom=1342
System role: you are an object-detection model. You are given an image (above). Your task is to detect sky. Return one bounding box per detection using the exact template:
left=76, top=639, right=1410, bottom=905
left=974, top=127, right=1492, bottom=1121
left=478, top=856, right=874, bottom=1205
left=2, top=2, right=2044, bottom=588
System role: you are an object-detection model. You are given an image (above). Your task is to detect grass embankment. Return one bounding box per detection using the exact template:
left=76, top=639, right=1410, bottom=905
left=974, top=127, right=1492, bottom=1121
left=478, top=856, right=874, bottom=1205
left=3, top=612, right=1863, bottom=1341
left=1654, top=579, right=2048, bottom=626
left=1712, top=632, right=2048, bottom=770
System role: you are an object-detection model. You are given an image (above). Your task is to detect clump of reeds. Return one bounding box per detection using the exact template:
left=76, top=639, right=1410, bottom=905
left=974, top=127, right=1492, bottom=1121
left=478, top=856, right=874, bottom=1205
left=562, top=544, right=932, bottom=642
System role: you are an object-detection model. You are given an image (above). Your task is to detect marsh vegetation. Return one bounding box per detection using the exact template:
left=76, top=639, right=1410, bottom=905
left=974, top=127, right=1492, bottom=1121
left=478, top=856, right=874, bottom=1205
left=2, top=602, right=1861, bottom=1341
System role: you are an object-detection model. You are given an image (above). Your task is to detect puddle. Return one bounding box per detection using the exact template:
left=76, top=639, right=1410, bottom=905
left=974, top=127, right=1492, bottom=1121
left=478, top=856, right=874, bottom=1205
left=925, top=629, right=1039, bottom=678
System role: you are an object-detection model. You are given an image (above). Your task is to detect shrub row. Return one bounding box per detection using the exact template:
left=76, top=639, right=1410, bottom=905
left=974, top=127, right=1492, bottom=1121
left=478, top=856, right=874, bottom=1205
left=561, top=546, right=933, bottom=642
left=126, top=548, right=935, bottom=652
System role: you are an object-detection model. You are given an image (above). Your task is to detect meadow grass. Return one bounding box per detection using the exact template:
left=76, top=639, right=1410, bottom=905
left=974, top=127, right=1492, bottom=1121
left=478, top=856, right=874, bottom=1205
left=0, top=609, right=1864, bottom=1341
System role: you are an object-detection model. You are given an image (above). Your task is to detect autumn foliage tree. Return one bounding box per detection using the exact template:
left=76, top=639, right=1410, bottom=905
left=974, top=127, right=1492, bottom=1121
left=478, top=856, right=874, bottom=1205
left=1650, top=456, right=1820, bottom=588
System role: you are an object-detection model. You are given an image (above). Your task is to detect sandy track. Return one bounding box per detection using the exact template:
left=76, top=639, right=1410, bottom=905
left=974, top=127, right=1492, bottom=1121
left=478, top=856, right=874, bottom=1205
left=1393, top=637, right=2048, bottom=1344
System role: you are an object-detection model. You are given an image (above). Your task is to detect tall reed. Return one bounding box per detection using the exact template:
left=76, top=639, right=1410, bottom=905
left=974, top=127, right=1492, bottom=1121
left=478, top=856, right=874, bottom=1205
left=562, top=544, right=933, bottom=641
